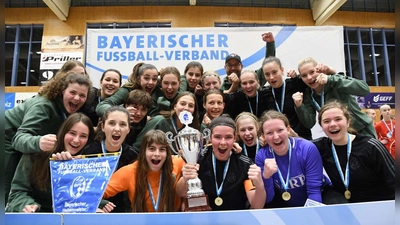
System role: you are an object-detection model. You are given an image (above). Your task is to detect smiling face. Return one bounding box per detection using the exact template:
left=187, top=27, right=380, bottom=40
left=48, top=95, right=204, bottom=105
left=140, top=69, right=159, bottom=94
left=174, top=95, right=196, bottom=117
left=185, top=67, right=202, bottom=90
left=62, top=82, right=89, bottom=114
left=237, top=117, right=258, bottom=147
left=145, top=142, right=167, bottom=172
left=202, top=75, right=221, bottom=91
left=100, top=71, right=121, bottom=98
left=211, top=125, right=236, bottom=161
left=320, top=107, right=350, bottom=145
left=261, top=118, right=290, bottom=156
left=203, top=93, right=224, bottom=120
left=263, top=61, right=284, bottom=89
left=225, top=58, right=242, bottom=76
left=102, top=111, right=130, bottom=151
left=240, top=72, right=259, bottom=98
left=64, top=121, right=90, bottom=155
left=299, top=62, right=322, bottom=92
left=161, top=73, right=180, bottom=100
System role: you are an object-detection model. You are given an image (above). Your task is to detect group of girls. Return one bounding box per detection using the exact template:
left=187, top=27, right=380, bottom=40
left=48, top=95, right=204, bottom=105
left=5, top=30, right=393, bottom=213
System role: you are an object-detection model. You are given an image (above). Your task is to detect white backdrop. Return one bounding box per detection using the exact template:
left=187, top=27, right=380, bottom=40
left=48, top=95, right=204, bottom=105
left=85, top=26, right=345, bottom=87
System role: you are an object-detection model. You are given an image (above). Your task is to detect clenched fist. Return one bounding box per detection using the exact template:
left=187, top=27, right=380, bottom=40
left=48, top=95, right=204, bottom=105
left=292, top=92, right=303, bottom=108
left=248, top=164, right=263, bottom=188
left=261, top=32, right=275, bottom=43
left=286, top=69, right=298, bottom=79
left=39, top=134, right=57, bottom=151
left=263, top=158, right=278, bottom=179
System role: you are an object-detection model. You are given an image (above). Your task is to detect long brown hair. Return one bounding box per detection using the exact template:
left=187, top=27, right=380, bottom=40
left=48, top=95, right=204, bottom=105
left=168, top=91, right=200, bottom=131
left=131, top=130, right=176, bottom=212
left=29, top=113, right=95, bottom=192
left=94, top=106, right=130, bottom=141
left=124, top=63, right=158, bottom=89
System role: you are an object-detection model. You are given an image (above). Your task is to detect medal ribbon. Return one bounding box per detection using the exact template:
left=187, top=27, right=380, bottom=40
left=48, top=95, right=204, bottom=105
left=148, top=172, right=163, bottom=211
left=212, top=152, right=231, bottom=197
left=101, top=140, right=123, bottom=154
left=270, top=138, right=293, bottom=192
left=171, top=116, right=179, bottom=134
left=331, top=133, right=352, bottom=191
left=383, top=119, right=394, bottom=135
left=243, top=139, right=260, bottom=157
left=272, top=80, right=286, bottom=113
left=311, top=86, right=324, bottom=111
left=246, top=92, right=258, bottom=115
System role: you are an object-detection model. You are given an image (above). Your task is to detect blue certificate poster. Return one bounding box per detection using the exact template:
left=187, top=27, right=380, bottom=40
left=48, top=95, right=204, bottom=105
left=50, top=154, right=120, bottom=213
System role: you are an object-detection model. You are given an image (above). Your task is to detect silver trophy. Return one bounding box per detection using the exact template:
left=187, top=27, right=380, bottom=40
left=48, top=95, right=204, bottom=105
left=166, top=110, right=211, bottom=211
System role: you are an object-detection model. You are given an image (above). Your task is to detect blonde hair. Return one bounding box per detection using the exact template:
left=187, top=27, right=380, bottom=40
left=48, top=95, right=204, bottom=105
left=240, top=70, right=260, bottom=89
left=201, top=70, right=221, bottom=84
left=235, top=112, right=259, bottom=139
left=298, top=57, right=318, bottom=72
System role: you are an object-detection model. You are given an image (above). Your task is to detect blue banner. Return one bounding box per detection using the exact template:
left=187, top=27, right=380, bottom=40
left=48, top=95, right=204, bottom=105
left=5, top=93, right=15, bottom=110
left=50, top=154, right=120, bottom=213
left=364, top=92, right=395, bottom=109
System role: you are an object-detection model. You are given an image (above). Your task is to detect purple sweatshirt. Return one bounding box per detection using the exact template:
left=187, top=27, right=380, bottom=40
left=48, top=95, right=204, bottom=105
left=256, top=137, right=328, bottom=206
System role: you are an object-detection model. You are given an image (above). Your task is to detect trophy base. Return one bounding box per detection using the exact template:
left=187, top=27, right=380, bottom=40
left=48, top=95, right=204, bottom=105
left=184, top=194, right=212, bottom=212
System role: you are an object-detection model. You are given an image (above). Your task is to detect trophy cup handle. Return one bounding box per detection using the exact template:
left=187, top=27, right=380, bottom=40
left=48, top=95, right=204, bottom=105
left=165, top=131, right=180, bottom=155
left=201, top=128, right=211, bottom=155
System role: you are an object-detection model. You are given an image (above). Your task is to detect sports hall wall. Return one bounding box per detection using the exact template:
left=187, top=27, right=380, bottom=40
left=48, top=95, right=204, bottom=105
left=5, top=6, right=394, bottom=35
left=5, top=6, right=395, bottom=121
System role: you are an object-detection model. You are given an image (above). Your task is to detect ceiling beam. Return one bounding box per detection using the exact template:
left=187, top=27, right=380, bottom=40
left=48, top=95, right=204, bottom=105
left=311, top=0, right=347, bottom=26
left=43, top=0, right=71, bottom=21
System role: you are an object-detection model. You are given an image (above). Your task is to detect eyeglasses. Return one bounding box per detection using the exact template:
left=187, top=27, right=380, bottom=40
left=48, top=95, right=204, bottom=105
left=225, top=63, right=241, bottom=68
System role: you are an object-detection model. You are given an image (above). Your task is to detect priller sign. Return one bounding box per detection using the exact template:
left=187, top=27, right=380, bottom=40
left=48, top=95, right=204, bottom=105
left=40, top=52, right=83, bottom=70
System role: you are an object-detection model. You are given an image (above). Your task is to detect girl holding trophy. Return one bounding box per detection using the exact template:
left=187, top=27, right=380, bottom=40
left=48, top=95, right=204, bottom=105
left=177, top=115, right=266, bottom=211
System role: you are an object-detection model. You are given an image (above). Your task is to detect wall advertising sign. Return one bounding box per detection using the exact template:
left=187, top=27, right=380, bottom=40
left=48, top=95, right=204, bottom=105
left=86, top=26, right=345, bottom=88
left=364, top=92, right=395, bottom=109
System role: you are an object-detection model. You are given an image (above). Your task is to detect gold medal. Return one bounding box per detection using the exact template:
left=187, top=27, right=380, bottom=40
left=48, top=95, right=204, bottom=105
left=282, top=191, right=291, bottom=201
left=214, top=197, right=223, bottom=206
left=344, top=189, right=351, bottom=200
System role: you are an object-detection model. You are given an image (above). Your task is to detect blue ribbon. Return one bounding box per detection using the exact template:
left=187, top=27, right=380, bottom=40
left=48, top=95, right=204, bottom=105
left=243, top=139, right=260, bottom=157
left=272, top=80, right=286, bottom=113
left=101, top=140, right=123, bottom=154
left=212, top=152, right=231, bottom=197
left=270, top=138, right=293, bottom=192
left=246, top=92, right=258, bottom=115
left=148, top=172, right=163, bottom=212
left=311, top=86, right=324, bottom=111
left=331, top=133, right=352, bottom=190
